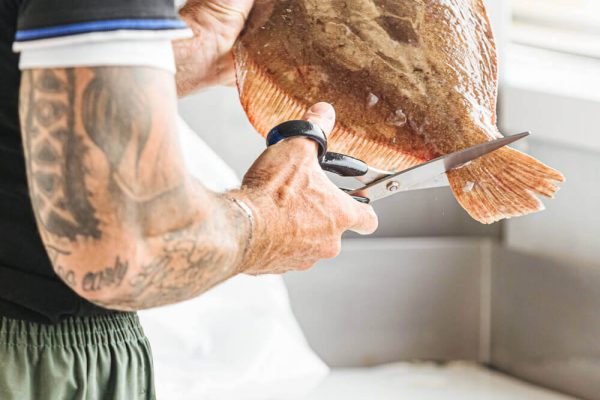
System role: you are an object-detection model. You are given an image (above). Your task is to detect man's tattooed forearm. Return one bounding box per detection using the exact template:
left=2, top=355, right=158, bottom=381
left=21, top=67, right=245, bottom=308
left=82, top=257, right=129, bottom=292
left=128, top=232, right=220, bottom=303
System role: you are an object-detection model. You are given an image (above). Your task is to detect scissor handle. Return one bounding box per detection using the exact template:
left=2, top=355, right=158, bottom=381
left=266, top=121, right=371, bottom=204
left=266, top=120, right=327, bottom=159
left=320, top=152, right=369, bottom=177
left=348, top=193, right=371, bottom=204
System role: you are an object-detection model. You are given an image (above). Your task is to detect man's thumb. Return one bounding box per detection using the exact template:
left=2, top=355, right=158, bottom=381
left=302, top=102, right=336, bottom=137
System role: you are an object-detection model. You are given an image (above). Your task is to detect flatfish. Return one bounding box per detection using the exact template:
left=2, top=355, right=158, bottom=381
left=233, top=0, right=564, bottom=223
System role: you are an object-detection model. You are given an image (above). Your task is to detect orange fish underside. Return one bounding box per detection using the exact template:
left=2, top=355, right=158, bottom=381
left=233, top=0, right=564, bottom=224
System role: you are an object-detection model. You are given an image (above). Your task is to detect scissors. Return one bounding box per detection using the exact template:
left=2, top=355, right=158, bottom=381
left=266, top=120, right=529, bottom=204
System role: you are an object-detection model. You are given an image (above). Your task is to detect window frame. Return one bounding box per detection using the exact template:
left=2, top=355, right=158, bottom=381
left=510, top=0, right=600, bottom=58
left=486, top=0, right=600, bottom=151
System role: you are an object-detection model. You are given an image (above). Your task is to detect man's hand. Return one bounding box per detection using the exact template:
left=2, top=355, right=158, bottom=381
left=235, top=103, right=379, bottom=274
left=175, top=0, right=254, bottom=96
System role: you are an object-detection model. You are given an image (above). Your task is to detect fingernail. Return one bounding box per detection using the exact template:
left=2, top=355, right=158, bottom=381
left=309, top=102, right=334, bottom=119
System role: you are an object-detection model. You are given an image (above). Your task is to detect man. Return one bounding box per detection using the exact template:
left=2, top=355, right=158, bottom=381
left=0, top=0, right=378, bottom=398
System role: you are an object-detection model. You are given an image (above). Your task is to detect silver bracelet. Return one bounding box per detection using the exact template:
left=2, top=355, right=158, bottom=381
left=229, top=197, right=255, bottom=257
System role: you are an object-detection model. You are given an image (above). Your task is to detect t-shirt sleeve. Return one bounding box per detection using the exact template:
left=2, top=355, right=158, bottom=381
left=13, top=0, right=192, bottom=51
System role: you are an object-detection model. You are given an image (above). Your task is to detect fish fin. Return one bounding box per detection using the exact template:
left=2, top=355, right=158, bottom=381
left=234, top=43, right=306, bottom=138
left=448, top=146, right=565, bottom=224
left=233, top=44, right=425, bottom=172
left=327, top=126, right=424, bottom=172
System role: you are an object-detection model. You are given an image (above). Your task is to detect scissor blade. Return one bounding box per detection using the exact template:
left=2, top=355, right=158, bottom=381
left=350, top=132, right=529, bottom=202
left=356, top=166, right=390, bottom=185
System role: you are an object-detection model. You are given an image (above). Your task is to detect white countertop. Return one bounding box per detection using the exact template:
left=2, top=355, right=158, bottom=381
left=301, top=362, right=577, bottom=400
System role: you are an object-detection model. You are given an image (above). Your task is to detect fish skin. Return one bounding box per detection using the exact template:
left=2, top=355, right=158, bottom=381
left=234, top=0, right=564, bottom=224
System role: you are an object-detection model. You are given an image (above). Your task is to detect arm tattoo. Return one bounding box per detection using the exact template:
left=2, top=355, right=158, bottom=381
left=94, top=206, right=243, bottom=309
left=81, top=69, right=152, bottom=192
left=21, top=69, right=101, bottom=240
left=82, top=257, right=129, bottom=292
left=20, top=67, right=249, bottom=309
left=47, top=245, right=76, bottom=288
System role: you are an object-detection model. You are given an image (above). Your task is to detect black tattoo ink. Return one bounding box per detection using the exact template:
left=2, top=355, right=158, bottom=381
left=35, top=70, right=66, bottom=93
left=82, top=257, right=129, bottom=292
left=114, top=227, right=231, bottom=307
left=23, top=70, right=101, bottom=241
left=55, top=265, right=76, bottom=287
left=46, top=245, right=76, bottom=287
left=82, top=69, right=151, bottom=174
left=46, top=244, right=71, bottom=260
left=33, top=139, right=59, bottom=164
left=34, top=99, right=66, bottom=127
left=20, top=67, right=244, bottom=309
left=33, top=172, right=57, bottom=196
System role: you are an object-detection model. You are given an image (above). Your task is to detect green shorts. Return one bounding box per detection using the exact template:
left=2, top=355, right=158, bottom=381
left=0, top=313, right=155, bottom=400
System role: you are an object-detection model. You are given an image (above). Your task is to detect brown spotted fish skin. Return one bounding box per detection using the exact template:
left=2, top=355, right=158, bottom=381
left=234, top=0, right=564, bottom=224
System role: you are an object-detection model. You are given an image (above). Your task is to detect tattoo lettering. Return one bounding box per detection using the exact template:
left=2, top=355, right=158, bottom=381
left=82, top=257, right=129, bottom=292
left=94, top=227, right=233, bottom=309
left=129, top=232, right=216, bottom=302
left=47, top=245, right=76, bottom=287
left=55, top=265, right=76, bottom=288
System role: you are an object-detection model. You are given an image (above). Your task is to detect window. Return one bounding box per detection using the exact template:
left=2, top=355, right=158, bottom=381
left=511, top=0, right=600, bottom=58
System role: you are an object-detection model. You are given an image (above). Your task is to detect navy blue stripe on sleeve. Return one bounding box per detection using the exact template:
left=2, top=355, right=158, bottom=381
left=16, top=18, right=188, bottom=41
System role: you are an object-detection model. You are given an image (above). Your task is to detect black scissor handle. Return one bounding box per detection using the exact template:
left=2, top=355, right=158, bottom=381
left=266, top=122, right=369, bottom=177
left=266, top=120, right=327, bottom=160
left=339, top=188, right=370, bottom=204
left=320, top=152, right=369, bottom=177
left=266, top=120, right=371, bottom=204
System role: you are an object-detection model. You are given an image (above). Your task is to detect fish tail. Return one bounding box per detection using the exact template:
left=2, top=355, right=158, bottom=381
left=447, top=146, right=565, bottom=224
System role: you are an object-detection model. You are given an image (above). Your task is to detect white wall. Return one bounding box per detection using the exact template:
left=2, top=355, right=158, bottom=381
left=284, top=238, right=487, bottom=367
left=500, top=47, right=600, bottom=267
left=503, top=139, right=600, bottom=267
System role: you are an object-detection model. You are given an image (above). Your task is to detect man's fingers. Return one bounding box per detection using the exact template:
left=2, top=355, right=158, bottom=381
left=203, top=0, right=253, bottom=24
left=276, top=102, right=336, bottom=164
left=302, top=102, right=336, bottom=136
left=348, top=203, right=379, bottom=235
left=301, top=102, right=377, bottom=235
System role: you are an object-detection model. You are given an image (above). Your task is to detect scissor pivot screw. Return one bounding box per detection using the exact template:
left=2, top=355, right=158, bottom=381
left=387, top=181, right=401, bottom=192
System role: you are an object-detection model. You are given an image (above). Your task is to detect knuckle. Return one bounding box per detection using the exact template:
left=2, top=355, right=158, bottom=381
left=370, top=211, right=379, bottom=229
left=358, top=206, right=379, bottom=233
left=273, top=185, right=294, bottom=204
left=365, top=206, right=379, bottom=227
left=321, top=241, right=342, bottom=259
left=332, top=200, right=358, bottom=228
left=289, top=138, right=319, bottom=159
left=336, top=213, right=353, bottom=230
left=243, top=168, right=271, bottom=187
left=297, top=261, right=316, bottom=271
